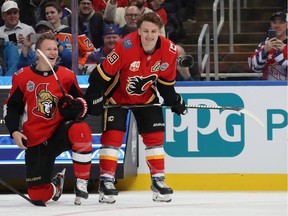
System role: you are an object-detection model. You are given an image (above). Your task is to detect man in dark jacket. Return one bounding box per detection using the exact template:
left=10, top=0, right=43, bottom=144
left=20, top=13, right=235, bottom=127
left=62, top=0, right=104, bottom=48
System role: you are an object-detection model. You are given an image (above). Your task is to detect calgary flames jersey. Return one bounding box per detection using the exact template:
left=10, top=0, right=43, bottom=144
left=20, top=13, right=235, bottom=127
left=97, top=31, right=178, bottom=105
left=3, top=66, right=83, bottom=147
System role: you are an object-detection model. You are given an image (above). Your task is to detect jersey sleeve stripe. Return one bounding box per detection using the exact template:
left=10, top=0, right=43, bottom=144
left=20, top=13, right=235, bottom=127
left=157, top=78, right=176, bottom=86
left=97, top=64, right=111, bottom=82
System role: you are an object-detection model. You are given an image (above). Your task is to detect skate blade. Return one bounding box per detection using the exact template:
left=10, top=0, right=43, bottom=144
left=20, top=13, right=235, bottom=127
left=152, top=192, right=172, bottom=202
left=99, top=193, right=116, bottom=204
left=74, top=196, right=82, bottom=205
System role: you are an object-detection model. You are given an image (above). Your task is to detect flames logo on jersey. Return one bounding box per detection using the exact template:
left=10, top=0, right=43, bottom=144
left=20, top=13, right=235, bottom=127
left=32, top=84, right=58, bottom=119
left=126, top=74, right=157, bottom=95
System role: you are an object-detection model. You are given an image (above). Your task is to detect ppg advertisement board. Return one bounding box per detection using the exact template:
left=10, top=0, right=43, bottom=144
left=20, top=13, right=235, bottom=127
left=137, top=81, right=288, bottom=174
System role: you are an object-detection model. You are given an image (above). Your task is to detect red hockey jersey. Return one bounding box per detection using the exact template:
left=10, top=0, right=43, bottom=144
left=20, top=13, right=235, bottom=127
left=4, top=66, right=84, bottom=147
left=97, top=31, right=177, bottom=105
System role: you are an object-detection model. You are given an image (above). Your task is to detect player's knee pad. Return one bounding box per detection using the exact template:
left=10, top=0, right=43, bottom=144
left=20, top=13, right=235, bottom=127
left=141, top=131, right=164, bottom=148
left=100, top=130, right=125, bottom=148
left=28, top=183, right=53, bottom=203
left=68, top=122, right=92, bottom=152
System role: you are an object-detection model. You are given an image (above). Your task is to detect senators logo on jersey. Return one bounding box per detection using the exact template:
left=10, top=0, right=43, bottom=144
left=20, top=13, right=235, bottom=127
left=32, top=84, right=58, bottom=119
left=126, top=74, right=157, bottom=95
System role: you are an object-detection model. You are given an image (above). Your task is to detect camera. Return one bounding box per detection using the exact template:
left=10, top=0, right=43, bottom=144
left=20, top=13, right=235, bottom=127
left=177, top=55, right=194, bottom=68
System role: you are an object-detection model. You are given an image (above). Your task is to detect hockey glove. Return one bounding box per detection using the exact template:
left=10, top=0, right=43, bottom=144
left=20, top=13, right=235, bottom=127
left=58, top=95, right=88, bottom=120
left=85, top=94, right=104, bottom=116
left=171, top=93, right=187, bottom=116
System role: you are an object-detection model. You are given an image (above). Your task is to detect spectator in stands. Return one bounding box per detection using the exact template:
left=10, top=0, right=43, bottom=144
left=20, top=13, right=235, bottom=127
left=0, top=1, right=36, bottom=54
left=45, top=1, right=70, bottom=33
left=145, top=0, right=167, bottom=26
left=0, top=38, right=19, bottom=76
left=120, top=5, right=141, bottom=37
left=17, top=20, right=72, bottom=70
left=248, top=11, right=287, bottom=80
left=175, top=45, right=194, bottom=81
left=104, top=0, right=152, bottom=27
left=62, top=0, right=104, bottom=49
left=46, top=1, right=96, bottom=73
left=15, top=0, right=49, bottom=28
left=104, top=0, right=165, bottom=36
left=93, top=0, right=127, bottom=14
left=84, top=24, right=122, bottom=74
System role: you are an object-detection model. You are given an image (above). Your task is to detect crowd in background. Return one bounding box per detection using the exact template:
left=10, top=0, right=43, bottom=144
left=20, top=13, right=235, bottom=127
left=0, top=0, right=198, bottom=80
left=0, top=0, right=286, bottom=80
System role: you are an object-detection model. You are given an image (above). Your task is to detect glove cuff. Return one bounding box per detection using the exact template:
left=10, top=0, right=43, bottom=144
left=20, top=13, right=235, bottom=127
left=75, top=97, right=88, bottom=118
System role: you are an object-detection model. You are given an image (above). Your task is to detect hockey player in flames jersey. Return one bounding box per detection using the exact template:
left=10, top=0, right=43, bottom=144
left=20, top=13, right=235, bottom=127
left=3, top=33, right=92, bottom=205
left=85, top=12, right=187, bottom=203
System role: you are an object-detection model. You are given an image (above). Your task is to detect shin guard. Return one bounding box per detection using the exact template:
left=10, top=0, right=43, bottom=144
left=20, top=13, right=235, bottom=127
left=68, top=122, right=92, bottom=179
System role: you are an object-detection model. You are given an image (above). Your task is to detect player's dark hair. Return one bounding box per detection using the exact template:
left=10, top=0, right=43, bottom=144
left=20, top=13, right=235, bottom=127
left=35, top=33, right=57, bottom=50
left=137, top=12, right=164, bottom=29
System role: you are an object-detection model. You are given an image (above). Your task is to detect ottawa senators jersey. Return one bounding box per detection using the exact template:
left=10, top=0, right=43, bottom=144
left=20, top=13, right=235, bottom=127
left=3, top=66, right=83, bottom=147
left=96, top=31, right=178, bottom=105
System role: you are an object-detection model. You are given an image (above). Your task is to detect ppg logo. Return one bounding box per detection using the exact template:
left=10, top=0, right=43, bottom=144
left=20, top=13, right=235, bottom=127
left=164, top=93, right=245, bottom=157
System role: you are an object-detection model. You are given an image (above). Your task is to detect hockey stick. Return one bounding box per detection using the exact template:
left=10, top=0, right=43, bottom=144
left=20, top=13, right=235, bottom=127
left=0, top=179, right=46, bottom=207
left=103, top=104, right=264, bottom=127
left=37, top=49, right=66, bottom=97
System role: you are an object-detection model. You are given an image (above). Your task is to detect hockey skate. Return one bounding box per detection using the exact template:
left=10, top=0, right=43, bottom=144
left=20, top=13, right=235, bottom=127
left=151, top=179, right=173, bottom=202
left=98, top=178, right=118, bottom=204
left=74, top=178, right=89, bottom=205
left=51, top=168, right=66, bottom=201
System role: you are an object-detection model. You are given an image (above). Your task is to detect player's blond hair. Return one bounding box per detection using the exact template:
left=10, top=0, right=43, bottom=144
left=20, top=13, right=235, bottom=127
left=35, top=33, right=56, bottom=50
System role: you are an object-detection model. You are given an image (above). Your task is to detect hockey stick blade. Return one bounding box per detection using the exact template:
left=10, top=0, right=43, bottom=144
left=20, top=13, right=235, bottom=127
left=103, top=104, right=264, bottom=127
left=0, top=179, right=46, bottom=207
left=185, top=104, right=264, bottom=127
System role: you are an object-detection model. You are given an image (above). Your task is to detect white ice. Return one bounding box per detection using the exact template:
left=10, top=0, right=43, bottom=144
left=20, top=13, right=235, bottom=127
left=0, top=191, right=287, bottom=216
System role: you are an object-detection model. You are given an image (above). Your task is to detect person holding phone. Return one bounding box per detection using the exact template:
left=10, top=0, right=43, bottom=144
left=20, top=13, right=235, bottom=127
left=17, top=20, right=72, bottom=70
left=248, top=11, right=287, bottom=80
left=0, top=1, right=35, bottom=54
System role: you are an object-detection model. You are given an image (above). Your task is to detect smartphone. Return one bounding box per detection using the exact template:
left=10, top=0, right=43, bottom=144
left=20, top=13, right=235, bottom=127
left=30, top=34, right=41, bottom=43
left=267, top=29, right=276, bottom=39
left=8, top=33, right=17, bottom=44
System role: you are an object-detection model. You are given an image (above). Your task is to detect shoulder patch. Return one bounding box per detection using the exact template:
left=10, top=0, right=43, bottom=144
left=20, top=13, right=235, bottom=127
left=169, top=42, right=177, bottom=54
left=122, top=38, right=133, bottom=49
left=107, top=51, right=119, bottom=65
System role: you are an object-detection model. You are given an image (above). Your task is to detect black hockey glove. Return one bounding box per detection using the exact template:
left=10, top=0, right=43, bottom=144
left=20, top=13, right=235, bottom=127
left=58, top=95, right=88, bottom=120
left=171, top=93, right=187, bottom=116
left=85, top=94, right=104, bottom=116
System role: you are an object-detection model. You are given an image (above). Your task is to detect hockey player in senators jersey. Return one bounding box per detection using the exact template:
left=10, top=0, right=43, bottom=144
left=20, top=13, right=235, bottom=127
left=3, top=33, right=92, bottom=205
left=85, top=12, right=187, bottom=203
